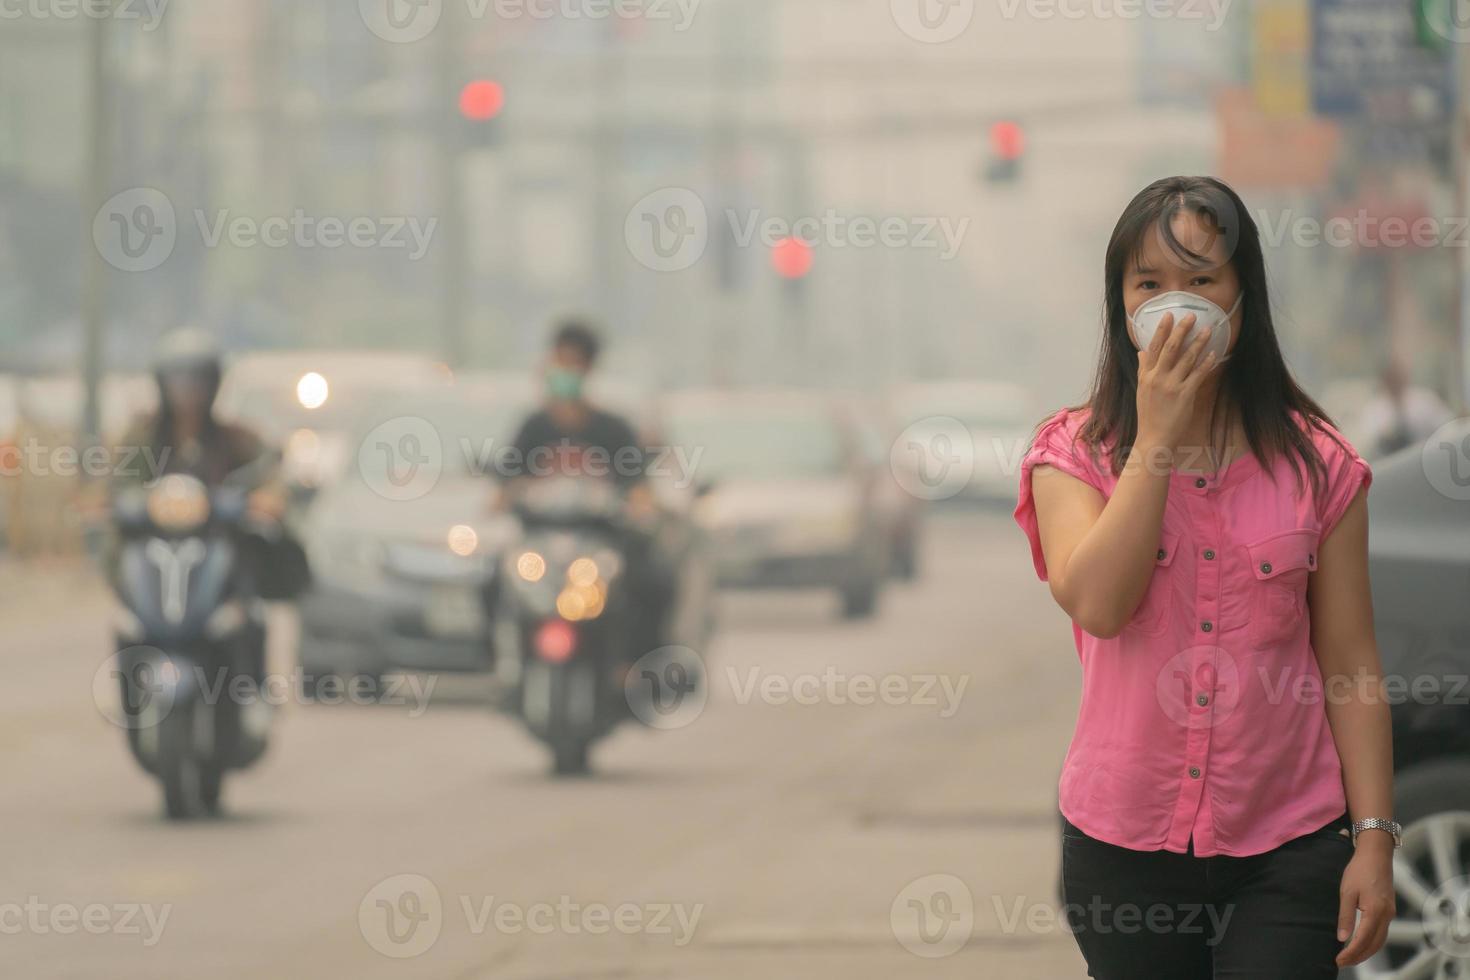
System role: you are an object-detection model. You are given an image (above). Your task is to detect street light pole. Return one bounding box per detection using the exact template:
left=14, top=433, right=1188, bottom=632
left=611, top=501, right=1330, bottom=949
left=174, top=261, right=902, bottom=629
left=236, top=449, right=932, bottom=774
left=80, top=0, right=111, bottom=458
left=1456, top=37, right=1470, bottom=410
left=436, top=5, right=467, bottom=368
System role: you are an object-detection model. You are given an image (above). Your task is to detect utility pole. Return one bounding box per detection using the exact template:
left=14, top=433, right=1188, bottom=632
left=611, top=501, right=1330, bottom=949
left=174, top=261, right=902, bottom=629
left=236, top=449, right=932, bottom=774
left=80, top=1, right=111, bottom=458
left=1456, top=37, right=1470, bottom=410
left=436, top=5, right=467, bottom=368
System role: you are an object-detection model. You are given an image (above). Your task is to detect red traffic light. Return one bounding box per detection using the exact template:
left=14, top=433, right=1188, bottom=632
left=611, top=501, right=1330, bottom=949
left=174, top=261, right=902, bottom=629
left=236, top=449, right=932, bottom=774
left=771, top=237, right=814, bottom=279
left=459, top=80, right=505, bottom=122
left=990, top=120, right=1026, bottom=161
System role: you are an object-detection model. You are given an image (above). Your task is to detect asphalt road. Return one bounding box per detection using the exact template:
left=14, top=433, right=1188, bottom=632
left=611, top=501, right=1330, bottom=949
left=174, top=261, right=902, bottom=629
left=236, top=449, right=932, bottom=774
left=0, top=507, right=1090, bottom=979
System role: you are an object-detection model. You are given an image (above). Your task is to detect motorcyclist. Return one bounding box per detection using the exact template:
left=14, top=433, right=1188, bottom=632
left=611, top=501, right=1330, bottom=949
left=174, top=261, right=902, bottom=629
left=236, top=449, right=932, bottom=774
left=505, top=319, right=673, bottom=661
left=105, top=329, right=292, bottom=684
left=113, top=329, right=285, bottom=518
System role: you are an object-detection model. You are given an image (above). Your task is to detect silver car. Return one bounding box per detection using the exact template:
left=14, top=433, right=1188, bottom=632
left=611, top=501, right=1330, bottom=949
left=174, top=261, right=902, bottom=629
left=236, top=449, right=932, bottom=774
left=663, top=389, right=889, bottom=619
left=296, top=383, right=525, bottom=691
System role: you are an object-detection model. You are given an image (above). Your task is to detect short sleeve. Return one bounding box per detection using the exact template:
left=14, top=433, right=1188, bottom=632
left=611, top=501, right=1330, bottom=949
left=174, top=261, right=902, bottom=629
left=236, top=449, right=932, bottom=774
left=1315, top=423, right=1372, bottom=541
left=1012, top=410, right=1107, bottom=582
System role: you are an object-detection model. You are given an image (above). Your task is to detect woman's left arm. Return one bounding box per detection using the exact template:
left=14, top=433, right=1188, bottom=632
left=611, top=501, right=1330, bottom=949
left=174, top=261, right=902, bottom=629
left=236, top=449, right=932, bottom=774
left=1308, top=486, right=1396, bottom=968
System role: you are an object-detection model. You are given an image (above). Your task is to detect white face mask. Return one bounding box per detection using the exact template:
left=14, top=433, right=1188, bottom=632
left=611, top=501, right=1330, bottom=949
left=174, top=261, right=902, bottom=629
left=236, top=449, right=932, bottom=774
left=1127, top=290, right=1242, bottom=365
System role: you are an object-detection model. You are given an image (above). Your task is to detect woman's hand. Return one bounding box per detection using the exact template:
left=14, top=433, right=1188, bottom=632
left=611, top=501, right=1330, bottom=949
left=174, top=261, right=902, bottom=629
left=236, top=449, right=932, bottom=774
left=1134, top=312, right=1217, bottom=454
left=1336, top=841, right=1395, bottom=968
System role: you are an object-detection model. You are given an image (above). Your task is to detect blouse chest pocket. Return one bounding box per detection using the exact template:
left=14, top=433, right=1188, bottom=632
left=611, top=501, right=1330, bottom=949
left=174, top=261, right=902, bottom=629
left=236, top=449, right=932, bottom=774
left=1127, top=529, right=1181, bottom=636
left=1245, top=528, right=1319, bottom=650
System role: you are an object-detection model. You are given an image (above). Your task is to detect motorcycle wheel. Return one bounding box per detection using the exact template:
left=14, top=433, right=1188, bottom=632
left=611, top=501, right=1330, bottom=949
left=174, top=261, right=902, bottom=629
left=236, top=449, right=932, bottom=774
left=199, top=766, right=224, bottom=815
left=551, top=739, right=590, bottom=777
left=530, top=660, right=597, bottom=777
left=159, top=708, right=204, bottom=820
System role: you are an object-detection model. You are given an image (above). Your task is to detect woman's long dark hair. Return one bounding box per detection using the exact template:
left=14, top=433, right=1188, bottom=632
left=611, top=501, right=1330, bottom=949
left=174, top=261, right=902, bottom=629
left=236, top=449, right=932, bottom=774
left=1066, top=175, right=1340, bottom=497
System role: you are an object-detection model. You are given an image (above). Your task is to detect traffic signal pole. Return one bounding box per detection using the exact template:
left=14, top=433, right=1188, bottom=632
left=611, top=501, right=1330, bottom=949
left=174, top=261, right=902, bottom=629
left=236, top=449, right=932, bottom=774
left=436, top=6, right=467, bottom=368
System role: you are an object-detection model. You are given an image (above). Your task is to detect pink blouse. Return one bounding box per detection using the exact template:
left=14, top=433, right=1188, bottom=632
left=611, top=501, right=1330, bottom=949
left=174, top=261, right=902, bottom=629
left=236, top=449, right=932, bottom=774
left=1013, top=407, right=1372, bottom=857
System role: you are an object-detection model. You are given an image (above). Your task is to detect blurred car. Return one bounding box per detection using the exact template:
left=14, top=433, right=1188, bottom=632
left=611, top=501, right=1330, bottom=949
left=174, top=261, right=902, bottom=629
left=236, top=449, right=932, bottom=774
left=1352, top=416, right=1470, bottom=978
left=662, top=388, right=889, bottom=618
left=215, top=349, right=450, bottom=501
left=844, top=396, right=924, bottom=580
left=296, top=384, right=524, bottom=688
left=888, top=380, right=1034, bottom=502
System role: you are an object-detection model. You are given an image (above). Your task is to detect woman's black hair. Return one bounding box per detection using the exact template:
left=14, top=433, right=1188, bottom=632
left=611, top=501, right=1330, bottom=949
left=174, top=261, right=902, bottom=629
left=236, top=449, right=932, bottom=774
left=1065, top=175, right=1341, bottom=496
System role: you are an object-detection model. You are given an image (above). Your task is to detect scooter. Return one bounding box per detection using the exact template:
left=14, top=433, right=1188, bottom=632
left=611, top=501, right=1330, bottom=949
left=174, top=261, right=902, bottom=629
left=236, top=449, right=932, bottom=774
left=492, top=476, right=644, bottom=776
left=108, top=471, right=281, bottom=818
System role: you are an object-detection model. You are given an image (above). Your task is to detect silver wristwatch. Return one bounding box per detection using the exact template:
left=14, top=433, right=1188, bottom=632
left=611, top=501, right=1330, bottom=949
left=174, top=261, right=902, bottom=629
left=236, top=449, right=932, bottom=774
left=1351, top=817, right=1403, bottom=848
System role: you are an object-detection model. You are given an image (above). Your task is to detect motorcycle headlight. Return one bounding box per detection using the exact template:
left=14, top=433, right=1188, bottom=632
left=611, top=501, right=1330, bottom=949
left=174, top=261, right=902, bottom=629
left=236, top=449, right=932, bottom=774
left=146, top=475, right=209, bottom=532
left=513, top=550, right=547, bottom=582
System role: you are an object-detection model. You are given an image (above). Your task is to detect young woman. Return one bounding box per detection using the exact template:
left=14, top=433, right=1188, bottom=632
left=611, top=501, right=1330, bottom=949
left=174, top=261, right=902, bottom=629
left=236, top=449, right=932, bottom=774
left=1013, top=176, right=1397, bottom=978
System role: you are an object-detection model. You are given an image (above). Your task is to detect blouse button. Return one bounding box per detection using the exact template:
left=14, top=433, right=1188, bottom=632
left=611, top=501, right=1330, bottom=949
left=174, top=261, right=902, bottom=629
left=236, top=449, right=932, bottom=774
left=1203, top=549, right=1216, bottom=560
left=1188, top=766, right=1201, bottom=778
left=1201, top=621, right=1213, bottom=633
left=1196, top=694, right=1209, bottom=706
left=1308, top=554, right=1315, bottom=567
left=1194, top=477, right=1207, bottom=489
left=1157, top=548, right=1167, bottom=561
left=1260, top=561, right=1273, bottom=574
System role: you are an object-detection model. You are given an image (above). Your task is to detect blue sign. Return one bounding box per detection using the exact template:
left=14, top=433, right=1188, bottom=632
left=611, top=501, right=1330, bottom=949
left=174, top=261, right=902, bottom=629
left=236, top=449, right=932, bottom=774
left=1311, top=0, right=1454, bottom=123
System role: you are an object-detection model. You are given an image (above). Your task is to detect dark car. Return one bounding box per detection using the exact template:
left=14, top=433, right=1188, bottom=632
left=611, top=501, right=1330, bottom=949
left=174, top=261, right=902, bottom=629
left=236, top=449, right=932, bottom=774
left=1350, top=416, right=1470, bottom=979
left=295, top=381, right=527, bottom=691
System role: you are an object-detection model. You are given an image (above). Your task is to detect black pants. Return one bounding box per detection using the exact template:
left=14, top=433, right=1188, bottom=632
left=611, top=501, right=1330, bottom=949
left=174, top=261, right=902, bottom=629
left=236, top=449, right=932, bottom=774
left=1060, top=811, right=1353, bottom=979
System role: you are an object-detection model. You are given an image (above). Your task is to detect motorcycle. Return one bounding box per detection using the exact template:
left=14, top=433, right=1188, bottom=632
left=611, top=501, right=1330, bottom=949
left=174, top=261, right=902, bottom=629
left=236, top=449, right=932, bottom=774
left=492, top=476, right=651, bottom=776
left=108, top=469, right=290, bottom=818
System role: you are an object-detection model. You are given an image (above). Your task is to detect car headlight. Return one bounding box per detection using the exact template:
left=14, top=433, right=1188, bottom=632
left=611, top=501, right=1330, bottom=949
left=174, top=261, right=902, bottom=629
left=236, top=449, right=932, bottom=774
left=447, top=524, right=478, bottom=557
left=780, top=511, right=859, bottom=549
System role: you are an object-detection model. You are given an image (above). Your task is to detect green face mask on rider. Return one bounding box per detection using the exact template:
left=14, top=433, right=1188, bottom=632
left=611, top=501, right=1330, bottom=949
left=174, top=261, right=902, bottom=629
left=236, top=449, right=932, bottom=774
left=546, top=368, right=585, bottom=401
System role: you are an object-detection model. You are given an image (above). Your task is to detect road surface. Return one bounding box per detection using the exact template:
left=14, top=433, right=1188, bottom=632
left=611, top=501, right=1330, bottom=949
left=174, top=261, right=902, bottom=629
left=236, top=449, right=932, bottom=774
left=0, top=508, right=1090, bottom=978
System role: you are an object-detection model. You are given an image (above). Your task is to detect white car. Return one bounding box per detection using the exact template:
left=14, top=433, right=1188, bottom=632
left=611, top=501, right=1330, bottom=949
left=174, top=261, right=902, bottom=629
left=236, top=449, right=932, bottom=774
left=663, top=388, right=889, bottom=618
left=888, top=380, right=1035, bottom=502
left=215, top=350, right=451, bottom=497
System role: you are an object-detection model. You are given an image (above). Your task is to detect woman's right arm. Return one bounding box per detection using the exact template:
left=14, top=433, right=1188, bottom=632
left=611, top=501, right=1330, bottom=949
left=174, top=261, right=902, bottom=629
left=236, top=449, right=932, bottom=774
left=1030, top=314, right=1215, bottom=638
